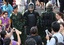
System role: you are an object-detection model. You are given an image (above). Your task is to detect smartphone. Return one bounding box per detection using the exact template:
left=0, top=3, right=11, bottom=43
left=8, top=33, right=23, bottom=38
left=45, top=29, right=49, bottom=36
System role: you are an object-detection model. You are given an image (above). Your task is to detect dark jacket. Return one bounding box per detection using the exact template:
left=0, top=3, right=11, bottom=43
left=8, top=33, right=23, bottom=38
left=23, top=10, right=39, bottom=27
left=26, top=35, right=42, bottom=45
left=59, top=0, right=64, bottom=4
left=41, top=7, right=56, bottom=31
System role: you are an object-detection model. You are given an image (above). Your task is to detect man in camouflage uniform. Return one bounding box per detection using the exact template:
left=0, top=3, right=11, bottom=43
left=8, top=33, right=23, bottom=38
left=40, top=4, right=56, bottom=45
left=10, top=5, right=24, bottom=44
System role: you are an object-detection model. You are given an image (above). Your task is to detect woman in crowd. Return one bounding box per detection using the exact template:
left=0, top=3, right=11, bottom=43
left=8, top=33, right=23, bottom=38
left=1, top=0, right=13, bottom=18
left=1, top=11, right=10, bottom=31
left=1, top=11, right=14, bottom=40
left=56, top=12, right=64, bottom=23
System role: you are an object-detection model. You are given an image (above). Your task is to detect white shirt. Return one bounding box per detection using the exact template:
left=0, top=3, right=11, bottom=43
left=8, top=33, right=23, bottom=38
left=47, top=32, right=64, bottom=45
left=16, top=0, right=25, bottom=6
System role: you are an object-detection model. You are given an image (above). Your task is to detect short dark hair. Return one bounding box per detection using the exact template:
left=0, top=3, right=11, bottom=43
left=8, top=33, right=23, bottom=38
left=30, top=27, right=38, bottom=34
left=51, top=21, right=60, bottom=32
left=3, top=11, right=8, bottom=14
left=0, top=38, right=3, bottom=45
left=4, top=38, right=11, bottom=45
left=1, top=30, right=7, bottom=39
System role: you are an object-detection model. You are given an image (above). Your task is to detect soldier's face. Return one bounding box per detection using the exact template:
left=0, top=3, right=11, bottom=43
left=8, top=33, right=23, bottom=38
left=29, top=8, right=34, bottom=11
left=14, top=8, right=18, bottom=13
left=28, top=6, right=34, bottom=11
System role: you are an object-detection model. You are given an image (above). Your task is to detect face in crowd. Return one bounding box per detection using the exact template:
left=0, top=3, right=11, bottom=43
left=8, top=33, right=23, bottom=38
left=56, top=12, right=63, bottom=20
left=3, top=11, right=8, bottom=18
left=3, top=0, right=8, bottom=5
left=13, top=5, right=18, bottom=13
left=28, top=3, right=34, bottom=12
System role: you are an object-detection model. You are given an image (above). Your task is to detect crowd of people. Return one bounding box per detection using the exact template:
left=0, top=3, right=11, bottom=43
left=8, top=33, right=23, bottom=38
left=0, top=0, right=64, bottom=45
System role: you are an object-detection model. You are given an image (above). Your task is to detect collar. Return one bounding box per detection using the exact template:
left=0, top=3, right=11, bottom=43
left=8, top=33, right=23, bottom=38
left=52, top=32, right=60, bottom=37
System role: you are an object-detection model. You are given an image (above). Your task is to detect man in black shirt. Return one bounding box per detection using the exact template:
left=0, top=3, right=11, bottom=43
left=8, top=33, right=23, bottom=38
left=23, top=2, right=39, bottom=35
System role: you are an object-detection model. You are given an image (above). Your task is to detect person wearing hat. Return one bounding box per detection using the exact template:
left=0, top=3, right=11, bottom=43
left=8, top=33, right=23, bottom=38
left=23, top=2, right=40, bottom=35
left=10, top=5, right=24, bottom=44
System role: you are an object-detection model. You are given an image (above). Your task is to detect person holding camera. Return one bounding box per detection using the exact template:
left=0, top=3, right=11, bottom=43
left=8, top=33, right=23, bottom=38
left=0, top=28, right=21, bottom=45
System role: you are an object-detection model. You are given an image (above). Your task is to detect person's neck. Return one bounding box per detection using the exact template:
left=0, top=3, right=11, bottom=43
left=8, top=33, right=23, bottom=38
left=31, top=34, right=38, bottom=36
left=14, top=12, right=17, bottom=14
left=13, top=12, right=18, bottom=16
left=30, top=11, right=33, bottom=13
left=59, top=18, right=62, bottom=20
left=54, top=32, right=58, bottom=34
left=3, top=17, right=6, bottom=19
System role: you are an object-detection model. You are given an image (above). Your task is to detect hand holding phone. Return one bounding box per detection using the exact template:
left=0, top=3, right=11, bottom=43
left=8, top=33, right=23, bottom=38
left=45, top=29, right=49, bottom=36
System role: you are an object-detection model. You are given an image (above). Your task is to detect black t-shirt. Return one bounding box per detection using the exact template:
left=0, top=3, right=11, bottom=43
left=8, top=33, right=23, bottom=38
left=28, top=13, right=36, bottom=27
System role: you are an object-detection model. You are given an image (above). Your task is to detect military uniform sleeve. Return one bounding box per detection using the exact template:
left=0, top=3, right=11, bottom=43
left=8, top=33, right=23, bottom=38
left=23, top=12, right=28, bottom=26
left=36, top=12, right=40, bottom=26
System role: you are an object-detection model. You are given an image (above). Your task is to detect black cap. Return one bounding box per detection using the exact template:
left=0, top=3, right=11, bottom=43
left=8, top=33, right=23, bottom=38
left=13, top=5, right=18, bottom=9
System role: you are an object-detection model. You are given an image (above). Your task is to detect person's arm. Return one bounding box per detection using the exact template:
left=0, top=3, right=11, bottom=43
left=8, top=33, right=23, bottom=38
left=23, top=12, right=27, bottom=28
left=19, top=13, right=23, bottom=22
left=46, top=35, right=56, bottom=45
left=6, top=29, right=14, bottom=38
left=15, top=29, right=21, bottom=45
left=7, top=18, right=11, bottom=31
left=36, top=12, right=40, bottom=26
left=38, top=36, right=42, bottom=45
left=9, top=4, right=13, bottom=13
